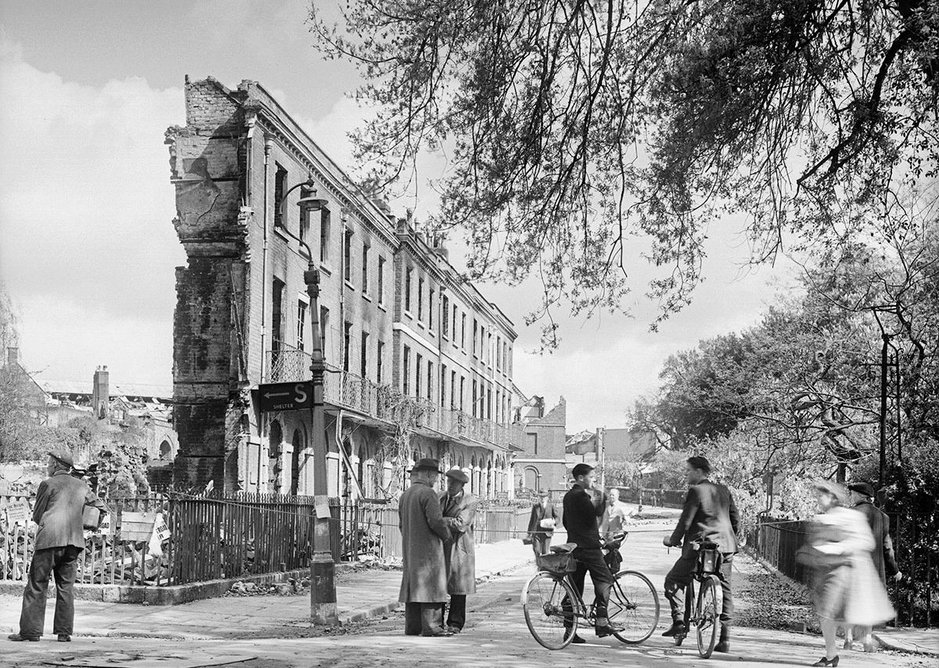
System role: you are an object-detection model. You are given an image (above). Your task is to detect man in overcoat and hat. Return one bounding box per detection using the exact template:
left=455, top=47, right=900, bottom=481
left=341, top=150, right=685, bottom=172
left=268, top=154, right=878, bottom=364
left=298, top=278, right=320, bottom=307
left=9, top=450, right=108, bottom=643
left=398, top=458, right=452, bottom=636
left=439, top=467, right=477, bottom=633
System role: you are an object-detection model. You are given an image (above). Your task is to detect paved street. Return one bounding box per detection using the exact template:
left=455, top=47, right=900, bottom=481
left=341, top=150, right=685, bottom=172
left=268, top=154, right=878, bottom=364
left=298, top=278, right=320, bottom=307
left=1, top=521, right=931, bottom=667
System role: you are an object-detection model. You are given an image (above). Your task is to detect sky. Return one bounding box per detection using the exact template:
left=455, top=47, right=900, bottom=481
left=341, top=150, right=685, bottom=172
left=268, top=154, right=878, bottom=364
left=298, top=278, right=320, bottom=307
left=0, top=1, right=797, bottom=432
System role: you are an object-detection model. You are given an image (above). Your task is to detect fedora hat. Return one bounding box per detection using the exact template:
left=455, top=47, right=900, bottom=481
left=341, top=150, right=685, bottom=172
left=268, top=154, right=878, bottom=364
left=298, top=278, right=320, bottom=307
left=409, top=458, right=443, bottom=474
left=847, top=481, right=875, bottom=498
left=445, top=467, right=469, bottom=484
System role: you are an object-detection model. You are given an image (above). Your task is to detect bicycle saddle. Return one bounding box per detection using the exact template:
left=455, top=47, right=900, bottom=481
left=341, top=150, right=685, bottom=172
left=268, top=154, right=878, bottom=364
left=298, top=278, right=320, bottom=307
left=549, top=543, right=577, bottom=554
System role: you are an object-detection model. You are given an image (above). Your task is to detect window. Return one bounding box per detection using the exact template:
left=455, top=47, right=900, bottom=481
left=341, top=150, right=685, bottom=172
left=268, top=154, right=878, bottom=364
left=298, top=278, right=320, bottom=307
left=320, top=306, right=329, bottom=357
left=360, top=331, right=369, bottom=378
left=415, top=354, right=423, bottom=398
left=461, top=313, right=466, bottom=349
left=486, top=385, right=492, bottom=420
left=471, top=380, right=478, bottom=417
left=319, top=208, right=331, bottom=263
left=496, top=336, right=501, bottom=371
left=403, top=346, right=411, bottom=395
left=487, top=331, right=492, bottom=365
left=343, top=322, right=352, bottom=372
left=300, top=204, right=310, bottom=245
left=362, top=243, right=369, bottom=293
left=495, top=388, right=500, bottom=423
left=442, top=295, right=449, bottom=338
left=473, top=320, right=478, bottom=357
left=427, top=361, right=433, bottom=402
left=452, top=305, right=458, bottom=341
left=450, top=371, right=457, bottom=410
left=530, top=433, right=539, bottom=456
left=296, top=299, right=308, bottom=352
left=378, top=257, right=386, bottom=304
left=271, top=277, right=285, bottom=352
left=440, top=365, right=447, bottom=407
left=417, top=278, right=424, bottom=322
left=428, top=291, right=434, bottom=330
left=405, top=268, right=412, bottom=312
left=377, top=341, right=385, bottom=384
left=273, top=164, right=287, bottom=229
left=459, top=376, right=465, bottom=412
left=343, top=229, right=353, bottom=283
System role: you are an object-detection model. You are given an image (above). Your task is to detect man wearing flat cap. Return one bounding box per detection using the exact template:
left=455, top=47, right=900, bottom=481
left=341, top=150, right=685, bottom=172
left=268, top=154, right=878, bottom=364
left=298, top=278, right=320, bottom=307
left=439, top=467, right=477, bottom=633
left=398, top=458, right=453, bottom=636
left=9, top=450, right=108, bottom=643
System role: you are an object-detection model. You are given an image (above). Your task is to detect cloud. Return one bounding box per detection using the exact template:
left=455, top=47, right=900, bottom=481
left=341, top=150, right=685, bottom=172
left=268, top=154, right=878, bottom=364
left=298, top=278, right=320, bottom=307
left=0, top=36, right=184, bottom=384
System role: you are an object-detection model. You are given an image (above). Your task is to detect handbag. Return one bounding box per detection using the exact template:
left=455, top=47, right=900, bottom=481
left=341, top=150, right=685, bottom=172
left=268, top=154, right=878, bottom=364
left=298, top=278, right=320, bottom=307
left=82, top=504, right=104, bottom=531
left=522, top=536, right=533, bottom=545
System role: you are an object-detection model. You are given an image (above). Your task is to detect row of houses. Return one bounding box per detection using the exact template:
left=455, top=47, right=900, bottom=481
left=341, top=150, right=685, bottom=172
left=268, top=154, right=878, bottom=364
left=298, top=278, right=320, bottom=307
left=165, top=77, right=548, bottom=500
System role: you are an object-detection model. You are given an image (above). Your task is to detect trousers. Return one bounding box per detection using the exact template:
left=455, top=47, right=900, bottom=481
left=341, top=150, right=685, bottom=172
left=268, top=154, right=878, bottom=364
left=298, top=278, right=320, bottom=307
left=404, top=602, right=445, bottom=635
left=19, top=545, right=83, bottom=638
left=531, top=533, right=553, bottom=556
left=664, top=551, right=734, bottom=631
left=564, top=547, right=615, bottom=628
left=445, top=594, right=466, bottom=629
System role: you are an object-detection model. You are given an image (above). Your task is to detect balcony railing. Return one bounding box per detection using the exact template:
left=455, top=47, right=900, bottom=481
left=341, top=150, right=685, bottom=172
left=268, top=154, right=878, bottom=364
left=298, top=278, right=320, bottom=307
left=265, top=343, right=524, bottom=450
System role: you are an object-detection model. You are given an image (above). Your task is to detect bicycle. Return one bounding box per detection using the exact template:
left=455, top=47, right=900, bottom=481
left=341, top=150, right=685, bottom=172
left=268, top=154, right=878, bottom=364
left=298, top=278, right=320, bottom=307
left=669, top=539, right=724, bottom=658
left=521, top=531, right=660, bottom=650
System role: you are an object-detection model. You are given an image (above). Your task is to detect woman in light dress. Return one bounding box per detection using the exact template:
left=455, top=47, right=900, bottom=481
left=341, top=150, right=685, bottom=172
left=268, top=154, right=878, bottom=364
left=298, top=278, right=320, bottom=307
left=801, top=480, right=895, bottom=667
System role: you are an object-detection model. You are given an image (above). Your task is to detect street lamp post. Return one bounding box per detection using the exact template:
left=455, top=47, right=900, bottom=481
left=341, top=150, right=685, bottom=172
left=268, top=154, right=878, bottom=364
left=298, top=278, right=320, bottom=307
left=277, top=177, right=337, bottom=624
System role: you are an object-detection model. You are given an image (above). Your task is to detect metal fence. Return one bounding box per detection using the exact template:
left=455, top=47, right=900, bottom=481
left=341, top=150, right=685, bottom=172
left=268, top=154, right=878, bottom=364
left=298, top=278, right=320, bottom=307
left=1, top=492, right=341, bottom=587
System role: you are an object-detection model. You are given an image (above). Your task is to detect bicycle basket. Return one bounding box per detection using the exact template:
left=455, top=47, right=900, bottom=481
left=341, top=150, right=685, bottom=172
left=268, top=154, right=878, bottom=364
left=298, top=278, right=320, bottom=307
left=536, top=552, right=577, bottom=575
left=696, top=547, right=723, bottom=575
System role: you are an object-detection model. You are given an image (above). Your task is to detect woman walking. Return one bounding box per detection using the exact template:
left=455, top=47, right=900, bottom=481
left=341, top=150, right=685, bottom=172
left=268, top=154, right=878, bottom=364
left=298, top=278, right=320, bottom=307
left=800, top=480, right=895, bottom=666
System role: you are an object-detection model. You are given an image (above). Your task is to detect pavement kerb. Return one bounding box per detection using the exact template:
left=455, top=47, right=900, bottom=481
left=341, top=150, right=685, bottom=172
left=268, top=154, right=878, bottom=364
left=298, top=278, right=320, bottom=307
left=871, top=632, right=939, bottom=657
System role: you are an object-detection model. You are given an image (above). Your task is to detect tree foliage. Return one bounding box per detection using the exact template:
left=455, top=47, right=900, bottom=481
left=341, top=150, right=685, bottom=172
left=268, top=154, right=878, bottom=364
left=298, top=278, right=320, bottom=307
left=309, top=0, right=939, bottom=341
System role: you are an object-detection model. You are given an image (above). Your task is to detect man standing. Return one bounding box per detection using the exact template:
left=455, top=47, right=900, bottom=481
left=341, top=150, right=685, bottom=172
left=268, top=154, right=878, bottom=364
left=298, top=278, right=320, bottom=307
left=398, top=458, right=452, bottom=637
left=526, top=491, right=557, bottom=556
left=439, top=467, right=477, bottom=633
left=9, top=450, right=108, bottom=643
left=603, top=488, right=635, bottom=538
left=562, top=463, right=623, bottom=643
left=662, top=456, right=738, bottom=653
left=847, top=481, right=902, bottom=651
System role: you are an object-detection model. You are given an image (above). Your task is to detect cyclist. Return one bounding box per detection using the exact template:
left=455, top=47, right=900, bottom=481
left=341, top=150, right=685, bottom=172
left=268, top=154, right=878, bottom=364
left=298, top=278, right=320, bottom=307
left=562, top=463, right=624, bottom=643
left=661, top=456, right=739, bottom=653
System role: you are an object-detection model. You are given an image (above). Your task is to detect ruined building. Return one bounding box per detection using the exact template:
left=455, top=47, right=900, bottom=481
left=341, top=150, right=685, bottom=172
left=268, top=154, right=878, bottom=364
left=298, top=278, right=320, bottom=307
left=166, top=77, right=523, bottom=498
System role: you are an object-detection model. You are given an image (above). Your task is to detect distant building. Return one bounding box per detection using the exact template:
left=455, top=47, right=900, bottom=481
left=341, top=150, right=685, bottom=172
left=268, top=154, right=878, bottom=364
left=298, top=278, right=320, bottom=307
left=513, top=397, right=568, bottom=494
left=566, top=426, right=661, bottom=487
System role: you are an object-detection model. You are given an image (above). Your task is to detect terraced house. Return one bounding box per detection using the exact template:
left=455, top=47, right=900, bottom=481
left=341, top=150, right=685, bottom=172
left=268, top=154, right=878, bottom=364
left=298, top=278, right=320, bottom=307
left=166, top=76, right=523, bottom=500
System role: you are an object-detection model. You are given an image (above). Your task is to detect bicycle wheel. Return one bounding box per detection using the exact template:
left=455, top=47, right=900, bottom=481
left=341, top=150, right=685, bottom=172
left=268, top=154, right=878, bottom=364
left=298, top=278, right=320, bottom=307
left=522, top=572, right=578, bottom=650
left=609, top=570, right=660, bottom=644
left=695, top=575, right=722, bottom=658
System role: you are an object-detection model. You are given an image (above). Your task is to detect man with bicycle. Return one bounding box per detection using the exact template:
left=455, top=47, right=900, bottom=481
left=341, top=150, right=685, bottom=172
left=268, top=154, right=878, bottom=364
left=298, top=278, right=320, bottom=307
left=662, top=456, right=739, bottom=653
left=562, top=463, right=624, bottom=642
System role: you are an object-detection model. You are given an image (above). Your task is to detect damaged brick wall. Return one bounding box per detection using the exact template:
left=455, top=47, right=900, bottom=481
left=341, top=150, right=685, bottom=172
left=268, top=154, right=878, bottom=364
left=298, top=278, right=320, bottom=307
left=167, top=78, right=250, bottom=492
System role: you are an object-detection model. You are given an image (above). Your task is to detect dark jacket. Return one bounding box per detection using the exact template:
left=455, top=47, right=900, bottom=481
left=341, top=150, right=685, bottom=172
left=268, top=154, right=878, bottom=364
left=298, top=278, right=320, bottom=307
left=33, top=470, right=108, bottom=551
left=854, top=500, right=899, bottom=583
left=562, top=484, right=605, bottom=550
left=527, top=500, right=558, bottom=537
left=668, top=479, right=739, bottom=554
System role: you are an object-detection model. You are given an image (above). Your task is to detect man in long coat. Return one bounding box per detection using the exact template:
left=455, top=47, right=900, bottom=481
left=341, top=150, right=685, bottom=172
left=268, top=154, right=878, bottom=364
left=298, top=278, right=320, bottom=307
left=9, top=450, right=108, bottom=643
left=439, top=467, right=477, bottom=633
left=526, top=492, right=557, bottom=556
left=398, top=458, right=452, bottom=637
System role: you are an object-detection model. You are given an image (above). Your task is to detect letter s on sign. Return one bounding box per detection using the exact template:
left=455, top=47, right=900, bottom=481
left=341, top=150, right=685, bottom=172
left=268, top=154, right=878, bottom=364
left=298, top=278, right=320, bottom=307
left=294, top=384, right=308, bottom=404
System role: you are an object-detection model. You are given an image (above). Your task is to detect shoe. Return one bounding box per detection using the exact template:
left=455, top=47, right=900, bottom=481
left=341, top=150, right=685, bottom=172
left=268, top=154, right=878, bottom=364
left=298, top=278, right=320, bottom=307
left=662, top=622, right=686, bottom=637
left=812, top=657, right=839, bottom=667
left=570, top=634, right=587, bottom=644
left=715, top=641, right=730, bottom=653
left=595, top=624, right=624, bottom=638
left=7, top=633, right=40, bottom=642
left=420, top=628, right=454, bottom=637
left=863, top=640, right=876, bottom=653
left=446, top=625, right=462, bottom=634
left=57, top=634, right=71, bottom=642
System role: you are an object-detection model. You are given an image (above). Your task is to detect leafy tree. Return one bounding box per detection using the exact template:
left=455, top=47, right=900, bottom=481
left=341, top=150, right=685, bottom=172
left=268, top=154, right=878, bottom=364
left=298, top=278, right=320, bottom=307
left=309, top=1, right=939, bottom=341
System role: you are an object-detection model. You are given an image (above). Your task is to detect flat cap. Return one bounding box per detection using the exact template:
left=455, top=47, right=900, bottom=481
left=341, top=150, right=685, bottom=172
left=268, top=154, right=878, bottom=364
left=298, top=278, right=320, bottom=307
left=445, top=467, right=469, bottom=484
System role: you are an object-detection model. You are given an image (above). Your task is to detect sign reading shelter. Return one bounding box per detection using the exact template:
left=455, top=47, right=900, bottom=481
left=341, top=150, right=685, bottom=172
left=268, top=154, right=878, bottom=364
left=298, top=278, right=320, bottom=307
left=257, top=382, right=313, bottom=413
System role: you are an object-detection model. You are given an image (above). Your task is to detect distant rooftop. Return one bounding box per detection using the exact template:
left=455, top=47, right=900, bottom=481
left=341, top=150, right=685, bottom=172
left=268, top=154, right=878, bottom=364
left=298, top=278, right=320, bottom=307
left=39, top=379, right=173, bottom=400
